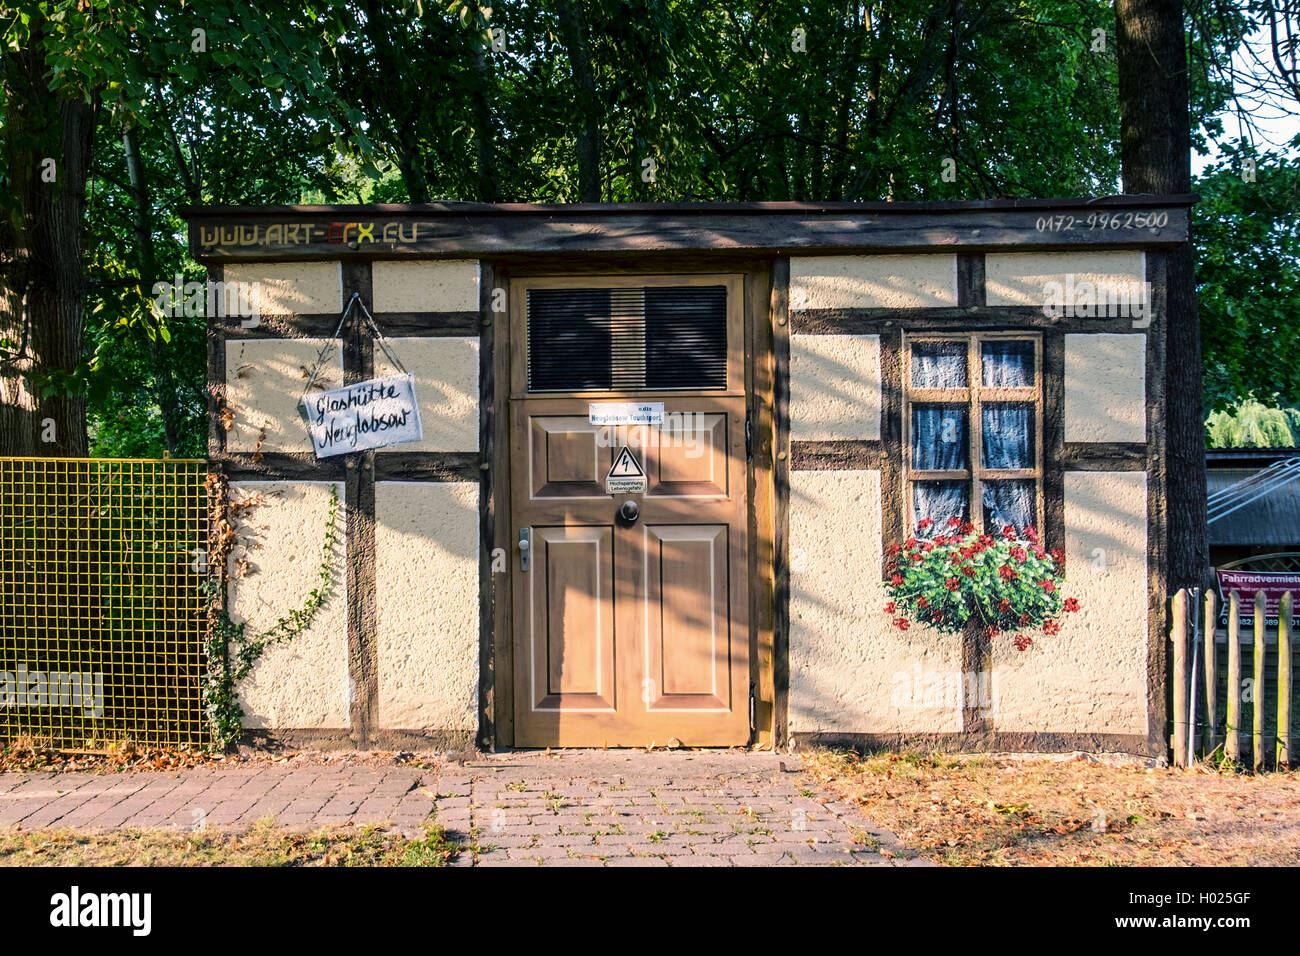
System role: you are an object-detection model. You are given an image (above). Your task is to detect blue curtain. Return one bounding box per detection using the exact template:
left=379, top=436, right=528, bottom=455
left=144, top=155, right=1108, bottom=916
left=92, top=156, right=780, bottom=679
left=912, top=406, right=967, bottom=470
left=912, top=340, right=1036, bottom=536
left=914, top=481, right=969, bottom=533
left=981, top=341, right=1034, bottom=387
left=912, top=342, right=966, bottom=388
left=981, top=403, right=1033, bottom=469
left=983, top=480, right=1034, bottom=532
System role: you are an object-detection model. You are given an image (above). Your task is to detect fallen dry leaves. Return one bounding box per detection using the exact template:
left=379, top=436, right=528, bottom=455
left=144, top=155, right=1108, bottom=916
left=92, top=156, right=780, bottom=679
left=0, top=739, right=233, bottom=774
left=803, top=749, right=1300, bottom=866
left=0, top=740, right=460, bottom=775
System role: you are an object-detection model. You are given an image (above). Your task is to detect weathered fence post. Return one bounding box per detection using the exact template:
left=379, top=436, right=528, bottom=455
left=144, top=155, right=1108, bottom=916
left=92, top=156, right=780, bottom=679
left=1204, top=590, right=1218, bottom=756
left=1171, top=589, right=1188, bottom=767
left=1227, top=591, right=1241, bottom=763
left=1254, top=590, right=1267, bottom=772
left=1280, top=592, right=1293, bottom=768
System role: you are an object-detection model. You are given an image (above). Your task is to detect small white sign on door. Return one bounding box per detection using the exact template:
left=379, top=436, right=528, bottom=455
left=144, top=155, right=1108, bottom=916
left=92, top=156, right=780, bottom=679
left=605, top=446, right=647, bottom=494
left=588, top=402, right=664, bottom=426
left=301, top=373, right=423, bottom=458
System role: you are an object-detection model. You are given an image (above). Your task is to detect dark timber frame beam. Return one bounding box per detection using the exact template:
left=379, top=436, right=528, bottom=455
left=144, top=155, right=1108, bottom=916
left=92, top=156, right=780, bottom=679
left=184, top=197, right=1193, bottom=262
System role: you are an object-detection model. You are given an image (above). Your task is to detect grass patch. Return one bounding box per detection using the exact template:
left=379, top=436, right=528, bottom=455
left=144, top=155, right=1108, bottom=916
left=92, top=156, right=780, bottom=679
left=0, top=817, right=464, bottom=867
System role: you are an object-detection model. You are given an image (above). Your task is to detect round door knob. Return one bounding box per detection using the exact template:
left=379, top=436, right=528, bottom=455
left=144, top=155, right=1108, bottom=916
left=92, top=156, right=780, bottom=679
left=618, top=500, right=640, bottom=525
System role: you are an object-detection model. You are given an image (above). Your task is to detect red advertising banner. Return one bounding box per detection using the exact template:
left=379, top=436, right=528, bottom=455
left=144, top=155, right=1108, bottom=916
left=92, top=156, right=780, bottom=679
left=1215, top=570, right=1300, bottom=627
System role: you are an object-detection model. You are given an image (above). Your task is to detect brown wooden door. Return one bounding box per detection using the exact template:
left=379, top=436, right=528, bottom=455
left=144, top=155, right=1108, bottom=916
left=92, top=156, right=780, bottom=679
left=509, top=275, right=750, bottom=747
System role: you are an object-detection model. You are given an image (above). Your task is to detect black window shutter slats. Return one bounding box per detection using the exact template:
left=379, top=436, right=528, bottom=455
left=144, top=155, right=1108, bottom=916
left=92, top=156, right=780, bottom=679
left=527, top=285, right=727, bottom=392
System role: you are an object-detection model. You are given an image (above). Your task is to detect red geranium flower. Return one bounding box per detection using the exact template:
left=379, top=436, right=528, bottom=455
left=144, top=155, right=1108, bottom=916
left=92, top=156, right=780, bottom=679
left=918, top=518, right=934, bottom=530
left=998, top=598, right=1012, bottom=612
left=910, top=552, right=925, bottom=562
left=1002, top=525, right=1017, bottom=541
left=947, top=516, right=961, bottom=528
left=888, top=542, right=902, bottom=556
left=1023, top=526, right=1039, bottom=544
left=1014, top=635, right=1033, bottom=651
left=1019, top=612, right=1031, bottom=626
left=1050, top=548, right=1065, bottom=563
left=893, top=617, right=911, bottom=631
left=983, top=625, right=999, bottom=639
left=1039, top=579, right=1056, bottom=593
left=998, top=565, right=1018, bottom=582
left=918, top=596, right=929, bottom=609
left=931, top=609, right=944, bottom=622
left=1064, top=597, right=1081, bottom=613
left=1044, top=620, right=1061, bottom=635
left=945, top=578, right=960, bottom=592
left=891, top=574, right=903, bottom=586
left=884, top=601, right=897, bottom=614
left=960, top=521, right=975, bottom=534
left=1010, top=546, right=1028, bottom=563
left=904, top=537, right=918, bottom=549
left=961, top=565, right=976, bottom=577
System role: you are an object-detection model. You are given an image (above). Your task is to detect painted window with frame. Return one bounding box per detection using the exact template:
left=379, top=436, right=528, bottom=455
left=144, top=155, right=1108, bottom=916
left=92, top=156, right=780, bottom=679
left=903, top=332, right=1044, bottom=537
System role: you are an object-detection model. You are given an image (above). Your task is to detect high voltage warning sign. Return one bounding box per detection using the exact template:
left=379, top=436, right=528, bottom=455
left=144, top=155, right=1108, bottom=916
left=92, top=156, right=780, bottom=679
left=605, top=447, right=647, bottom=494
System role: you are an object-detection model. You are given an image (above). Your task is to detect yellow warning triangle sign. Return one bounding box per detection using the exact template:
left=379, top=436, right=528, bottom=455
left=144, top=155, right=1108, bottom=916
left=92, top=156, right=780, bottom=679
left=607, top=446, right=645, bottom=479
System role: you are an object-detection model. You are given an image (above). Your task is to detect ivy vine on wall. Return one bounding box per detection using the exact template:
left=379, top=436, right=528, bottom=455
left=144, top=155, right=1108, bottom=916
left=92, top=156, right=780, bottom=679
left=203, top=474, right=341, bottom=749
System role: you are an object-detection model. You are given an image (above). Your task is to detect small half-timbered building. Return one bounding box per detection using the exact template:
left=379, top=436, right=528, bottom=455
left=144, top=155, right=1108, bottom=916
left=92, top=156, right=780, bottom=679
left=186, top=197, right=1189, bottom=759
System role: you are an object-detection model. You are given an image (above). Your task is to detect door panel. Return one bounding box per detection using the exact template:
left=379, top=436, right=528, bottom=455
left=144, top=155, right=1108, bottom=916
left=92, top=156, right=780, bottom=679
left=529, top=417, right=608, bottom=498
left=529, top=526, right=615, bottom=711
left=643, top=413, right=728, bottom=497
left=510, top=274, right=750, bottom=747
left=644, top=524, right=733, bottom=710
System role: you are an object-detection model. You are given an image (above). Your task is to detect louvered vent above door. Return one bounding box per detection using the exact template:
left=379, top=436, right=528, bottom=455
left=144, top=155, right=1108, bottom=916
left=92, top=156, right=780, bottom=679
left=527, top=285, right=727, bottom=392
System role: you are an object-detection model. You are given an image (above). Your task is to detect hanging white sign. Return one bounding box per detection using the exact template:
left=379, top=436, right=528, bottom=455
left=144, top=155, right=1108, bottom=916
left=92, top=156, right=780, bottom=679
left=302, top=373, right=423, bottom=457
left=588, top=402, right=664, bottom=426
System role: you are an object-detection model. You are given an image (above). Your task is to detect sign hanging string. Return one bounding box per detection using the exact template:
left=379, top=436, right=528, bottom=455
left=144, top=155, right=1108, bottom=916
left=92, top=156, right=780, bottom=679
left=301, top=292, right=408, bottom=400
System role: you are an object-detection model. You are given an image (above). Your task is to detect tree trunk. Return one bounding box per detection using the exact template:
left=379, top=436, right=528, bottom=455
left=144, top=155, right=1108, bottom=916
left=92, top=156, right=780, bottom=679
left=0, top=256, right=36, bottom=454
left=555, top=0, right=601, bottom=202
left=0, top=22, right=94, bottom=457
left=123, top=119, right=182, bottom=454
left=468, top=40, right=501, bottom=202
left=27, top=95, right=94, bottom=457
left=1116, top=0, right=1209, bottom=591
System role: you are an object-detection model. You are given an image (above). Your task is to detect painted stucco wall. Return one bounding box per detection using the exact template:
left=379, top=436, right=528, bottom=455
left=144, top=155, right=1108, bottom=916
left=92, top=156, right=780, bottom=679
left=790, top=254, right=957, bottom=310
left=225, top=338, right=342, bottom=453
left=224, top=262, right=342, bottom=315
left=374, top=481, right=479, bottom=732
left=789, top=334, right=881, bottom=441
left=788, top=470, right=964, bottom=734
left=984, top=251, right=1145, bottom=307
left=374, top=338, right=479, bottom=452
left=991, top=471, right=1149, bottom=735
left=1065, top=333, right=1147, bottom=443
left=372, top=260, right=481, bottom=313
left=228, top=481, right=349, bottom=729
left=785, top=250, right=1154, bottom=744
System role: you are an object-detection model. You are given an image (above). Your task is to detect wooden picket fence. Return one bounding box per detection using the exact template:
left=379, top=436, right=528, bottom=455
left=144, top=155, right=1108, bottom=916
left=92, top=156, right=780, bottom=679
left=1169, top=588, right=1295, bottom=769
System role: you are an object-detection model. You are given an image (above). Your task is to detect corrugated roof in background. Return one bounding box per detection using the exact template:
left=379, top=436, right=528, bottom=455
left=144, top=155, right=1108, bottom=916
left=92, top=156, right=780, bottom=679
left=1207, top=467, right=1300, bottom=546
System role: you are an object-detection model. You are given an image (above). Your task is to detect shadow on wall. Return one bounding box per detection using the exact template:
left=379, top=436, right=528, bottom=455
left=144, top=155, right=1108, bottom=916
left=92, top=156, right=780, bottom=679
left=790, top=256, right=959, bottom=311
left=225, top=483, right=343, bottom=627
left=784, top=452, right=1150, bottom=740
left=227, top=477, right=482, bottom=734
